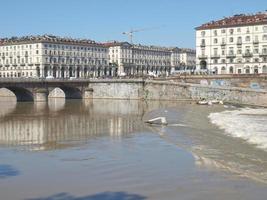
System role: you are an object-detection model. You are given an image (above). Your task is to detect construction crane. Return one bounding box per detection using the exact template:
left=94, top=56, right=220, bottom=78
left=122, top=27, right=161, bottom=43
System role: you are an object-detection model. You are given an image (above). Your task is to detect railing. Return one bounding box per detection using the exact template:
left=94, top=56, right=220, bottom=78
left=198, top=55, right=208, bottom=59
left=243, top=53, right=253, bottom=57
left=253, top=40, right=259, bottom=44
left=221, top=42, right=226, bottom=46
left=211, top=54, right=220, bottom=59
left=226, top=54, right=236, bottom=58
left=260, top=52, right=267, bottom=57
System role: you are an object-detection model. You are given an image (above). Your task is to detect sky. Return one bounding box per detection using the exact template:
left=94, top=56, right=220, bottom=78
left=0, top=0, right=266, bottom=48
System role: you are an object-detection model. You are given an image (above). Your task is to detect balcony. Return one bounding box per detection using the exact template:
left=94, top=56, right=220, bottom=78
left=260, top=52, right=267, bottom=57
left=198, top=55, right=208, bottom=59
left=200, top=43, right=206, bottom=48
left=221, top=42, right=226, bottom=46
left=236, top=41, right=242, bottom=45
left=226, top=54, right=236, bottom=58
left=253, top=40, right=259, bottom=44
left=243, top=52, right=253, bottom=57
left=211, top=54, right=220, bottom=59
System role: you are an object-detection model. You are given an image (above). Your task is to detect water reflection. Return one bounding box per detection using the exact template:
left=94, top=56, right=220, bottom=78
left=0, top=99, right=146, bottom=150
left=26, top=192, right=147, bottom=200
left=0, top=164, right=19, bottom=179
left=0, top=98, right=17, bottom=118
left=2, top=98, right=267, bottom=184
left=48, top=98, right=66, bottom=112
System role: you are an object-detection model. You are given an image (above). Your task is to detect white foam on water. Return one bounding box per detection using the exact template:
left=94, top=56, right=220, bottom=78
left=168, top=123, right=188, bottom=127
left=209, top=108, right=267, bottom=151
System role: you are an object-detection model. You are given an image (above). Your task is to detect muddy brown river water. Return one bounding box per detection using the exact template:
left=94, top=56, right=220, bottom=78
left=0, top=98, right=267, bottom=200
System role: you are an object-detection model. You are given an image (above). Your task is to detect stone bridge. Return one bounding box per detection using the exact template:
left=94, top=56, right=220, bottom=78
left=1, top=77, right=267, bottom=107
left=0, top=78, right=145, bottom=102
left=0, top=78, right=93, bottom=102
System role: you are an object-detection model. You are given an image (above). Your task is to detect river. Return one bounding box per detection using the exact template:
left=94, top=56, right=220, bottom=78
left=0, top=98, right=267, bottom=200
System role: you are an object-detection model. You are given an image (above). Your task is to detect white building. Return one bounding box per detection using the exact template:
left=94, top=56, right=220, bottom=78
left=106, top=42, right=133, bottom=75
left=106, top=42, right=195, bottom=76
left=179, top=49, right=196, bottom=69
left=0, top=35, right=196, bottom=78
left=196, top=12, right=267, bottom=74
left=0, top=35, right=116, bottom=78
left=171, top=48, right=196, bottom=73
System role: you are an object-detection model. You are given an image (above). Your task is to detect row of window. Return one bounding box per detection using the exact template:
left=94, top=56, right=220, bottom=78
left=111, top=49, right=171, bottom=56
left=212, top=65, right=267, bottom=74
left=44, top=57, right=108, bottom=65
left=44, top=50, right=107, bottom=57
left=111, top=54, right=172, bottom=60
left=200, top=35, right=267, bottom=45
left=0, top=71, right=33, bottom=78
left=201, top=26, right=267, bottom=37
left=0, top=44, right=39, bottom=51
left=0, top=57, right=40, bottom=65
left=43, top=44, right=107, bottom=52
left=211, top=57, right=267, bottom=64
left=0, top=50, right=39, bottom=57
left=0, top=44, right=108, bottom=52
left=209, top=47, right=267, bottom=56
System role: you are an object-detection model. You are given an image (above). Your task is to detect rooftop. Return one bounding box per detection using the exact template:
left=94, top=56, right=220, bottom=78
left=196, top=11, right=267, bottom=30
left=103, top=41, right=195, bottom=53
left=0, top=34, right=105, bottom=47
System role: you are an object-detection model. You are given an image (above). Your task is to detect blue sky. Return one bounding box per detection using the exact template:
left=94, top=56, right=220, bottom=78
left=0, top=0, right=266, bottom=48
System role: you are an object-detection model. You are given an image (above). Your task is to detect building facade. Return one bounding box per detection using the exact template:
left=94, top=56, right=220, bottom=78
left=196, top=12, right=267, bottom=74
left=172, top=48, right=196, bottom=73
left=106, top=42, right=195, bottom=76
left=179, top=49, right=196, bottom=70
left=0, top=35, right=115, bottom=78
left=0, top=35, right=196, bottom=78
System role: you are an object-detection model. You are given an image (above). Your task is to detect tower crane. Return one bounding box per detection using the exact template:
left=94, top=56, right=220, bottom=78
left=122, top=27, right=161, bottom=43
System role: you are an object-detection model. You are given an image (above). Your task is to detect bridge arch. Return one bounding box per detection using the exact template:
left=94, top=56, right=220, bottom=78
left=0, top=87, right=34, bottom=102
left=49, top=86, right=82, bottom=99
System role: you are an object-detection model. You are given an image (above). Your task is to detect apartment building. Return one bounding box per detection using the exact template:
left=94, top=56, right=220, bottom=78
left=0, top=34, right=196, bottom=78
left=196, top=11, right=267, bottom=74
left=0, top=35, right=114, bottom=78
left=106, top=42, right=195, bottom=76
